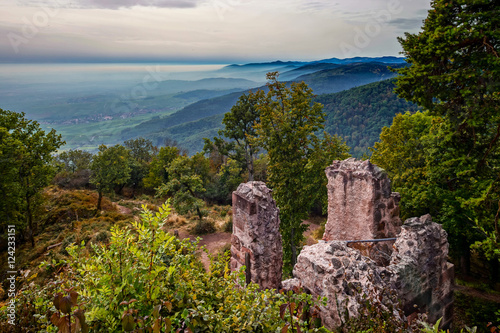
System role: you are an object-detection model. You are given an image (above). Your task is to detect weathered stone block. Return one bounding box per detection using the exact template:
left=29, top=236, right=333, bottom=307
left=231, top=181, right=282, bottom=290
left=323, top=158, right=401, bottom=242
left=390, top=214, right=454, bottom=328
left=293, top=241, right=401, bottom=330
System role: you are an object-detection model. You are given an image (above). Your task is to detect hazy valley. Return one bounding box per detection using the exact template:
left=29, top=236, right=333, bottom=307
left=1, top=57, right=410, bottom=156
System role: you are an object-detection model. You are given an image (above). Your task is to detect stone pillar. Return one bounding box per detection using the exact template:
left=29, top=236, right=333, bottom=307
left=390, top=214, right=454, bottom=329
left=231, top=181, right=282, bottom=290
left=323, top=158, right=401, bottom=242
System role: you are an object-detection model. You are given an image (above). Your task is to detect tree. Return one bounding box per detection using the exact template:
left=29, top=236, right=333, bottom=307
left=124, top=137, right=155, bottom=163
left=56, top=149, right=92, bottom=173
left=251, top=72, right=350, bottom=268
left=371, top=112, right=436, bottom=220
left=388, top=0, right=500, bottom=267
left=204, top=93, right=260, bottom=181
left=53, top=149, right=93, bottom=189
left=156, top=153, right=209, bottom=220
left=90, top=144, right=131, bottom=213
left=143, top=146, right=183, bottom=189
left=123, top=138, right=157, bottom=194
left=0, top=109, right=64, bottom=246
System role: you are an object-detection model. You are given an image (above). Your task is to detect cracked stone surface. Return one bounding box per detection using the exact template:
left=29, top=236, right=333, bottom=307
left=231, top=181, right=282, bottom=290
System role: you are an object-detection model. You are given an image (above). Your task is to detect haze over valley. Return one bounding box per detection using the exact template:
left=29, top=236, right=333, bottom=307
left=0, top=57, right=415, bottom=156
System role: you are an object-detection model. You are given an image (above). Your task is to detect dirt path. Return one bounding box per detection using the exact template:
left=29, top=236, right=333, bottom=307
left=169, top=217, right=323, bottom=271
left=114, top=203, right=133, bottom=215
left=302, top=218, right=323, bottom=245
left=454, top=284, right=500, bottom=303
left=175, top=229, right=232, bottom=271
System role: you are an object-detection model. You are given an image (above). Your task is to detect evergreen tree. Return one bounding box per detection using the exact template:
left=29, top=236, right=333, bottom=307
left=379, top=0, right=500, bottom=269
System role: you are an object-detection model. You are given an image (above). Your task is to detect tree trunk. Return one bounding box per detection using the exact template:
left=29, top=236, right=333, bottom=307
left=95, top=190, right=103, bottom=215
left=196, top=206, right=203, bottom=221
left=460, top=245, right=471, bottom=276
left=290, top=227, right=297, bottom=267
left=248, top=150, right=255, bottom=182
left=489, top=258, right=499, bottom=288
left=245, top=143, right=255, bottom=182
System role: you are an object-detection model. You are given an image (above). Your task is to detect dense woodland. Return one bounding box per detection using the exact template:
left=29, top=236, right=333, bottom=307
left=1, top=0, right=500, bottom=331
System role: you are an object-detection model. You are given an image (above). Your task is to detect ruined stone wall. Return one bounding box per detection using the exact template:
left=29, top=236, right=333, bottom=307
left=290, top=241, right=398, bottom=329
left=286, top=159, right=454, bottom=330
left=289, top=214, right=453, bottom=330
left=323, top=158, right=401, bottom=242
left=390, top=214, right=454, bottom=328
left=231, top=181, right=282, bottom=290
left=231, top=160, right=454, bottom=330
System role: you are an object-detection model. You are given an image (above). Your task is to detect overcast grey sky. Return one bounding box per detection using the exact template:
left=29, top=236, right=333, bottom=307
left=0, top=0, right=431, bottom=63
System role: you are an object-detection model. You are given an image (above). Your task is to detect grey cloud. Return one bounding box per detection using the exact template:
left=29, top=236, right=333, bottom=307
left=299, top=1, right=339, bottom=11
left=16, top=0, right=204, bottom=9
left=387, top=18, right=424, bottom=30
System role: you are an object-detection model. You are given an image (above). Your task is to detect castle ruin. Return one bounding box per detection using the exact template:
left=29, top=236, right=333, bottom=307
left=231, top=158, right=454, bottom=330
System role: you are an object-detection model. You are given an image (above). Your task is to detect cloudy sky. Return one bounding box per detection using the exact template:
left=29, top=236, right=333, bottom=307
left=0, top=0, right=431, bottom=63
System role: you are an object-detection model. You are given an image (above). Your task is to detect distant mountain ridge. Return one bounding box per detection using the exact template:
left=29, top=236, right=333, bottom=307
left=214, top=56, right=406, bottom=82
left=292, top=62, right=407, bottom=94
left=222, top=56, right=405, bottom=69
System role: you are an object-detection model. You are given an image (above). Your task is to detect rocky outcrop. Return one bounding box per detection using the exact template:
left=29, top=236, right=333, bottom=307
left=231, top=160, right=454, bottom=330
left=231, top=181, right=282, bottom=290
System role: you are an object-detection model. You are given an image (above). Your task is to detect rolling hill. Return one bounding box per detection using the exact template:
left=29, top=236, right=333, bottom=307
left=123, top=62, right=408, bottom=145
left=129, top=79, right=419, bottom=156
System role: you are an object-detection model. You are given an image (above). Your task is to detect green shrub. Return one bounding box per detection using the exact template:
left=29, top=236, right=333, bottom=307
left=13, top=201, right=327, bottom=332
left=190, top=219, right=216, bottom=235
left=223, top=219, right=233, bottom=233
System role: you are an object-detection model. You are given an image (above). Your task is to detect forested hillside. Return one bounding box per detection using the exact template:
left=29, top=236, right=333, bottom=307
left=293, top=62, right=406, bottom=95
left=318, top=79, right=421, bottom=157
left=131, top=79, right=419, bottom=156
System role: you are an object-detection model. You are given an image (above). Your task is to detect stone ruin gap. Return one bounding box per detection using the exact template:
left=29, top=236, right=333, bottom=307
left=231, top=158, right=454, bottom=330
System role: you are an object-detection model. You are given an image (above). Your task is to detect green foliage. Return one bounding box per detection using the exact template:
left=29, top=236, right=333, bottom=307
left=0, top=274, right=63, bottom=332
left=13, top=202, right=330, bottom=332
left=0, top=108, right=64, bottom=246
left=318, top=79, right=421, bottom=157
left=156, top=153, right=209, bottom=220
left=122, top=138, right=157, bottom=193
left=56, top=149, right=93, bottom=173
left=53, top=149, right=94, bottom=189
left=251, top=72, right=350, bottom=269
left=371, top=111, right=436, bottom=220
left=123, top=137, right=155, bottom=163
left=90, top=144, right=132, bottom=212
left=454, top=292, right=499, bottom=332
left=204, top=157, right=244, bottom=204
left=373, top=0, right=500, bottom=266
left=204, top=93, right=260, bottom=180
left=143, top=145, right=182, bottom=189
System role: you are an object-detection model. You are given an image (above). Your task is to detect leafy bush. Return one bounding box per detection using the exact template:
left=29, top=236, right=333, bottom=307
left=1, top=201, right=329, bottom=332
left=190, top=219, right=216, bottom=235
left=223, top=219, right=233, bottom=233
left=454, top=292, right=500, bottom=331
